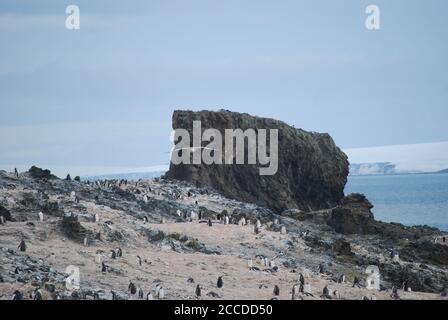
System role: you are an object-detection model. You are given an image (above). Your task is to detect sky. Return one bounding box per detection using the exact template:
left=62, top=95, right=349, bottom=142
left=0, top=0, right=447, bottom=177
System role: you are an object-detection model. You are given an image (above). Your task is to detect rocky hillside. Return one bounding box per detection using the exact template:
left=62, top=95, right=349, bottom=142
left=164, top=110, right=349, bottom=212
left=0, top=168, right=447, bottom=300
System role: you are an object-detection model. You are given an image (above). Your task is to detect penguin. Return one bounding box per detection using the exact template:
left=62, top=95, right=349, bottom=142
left=292, top=285, right=299, bottom=295
left=208, top=219, right=213, bottom=227
left=317, top=263, right=324, bottom=274
left=95, top=252, right=102, bottom=264
left=14, top=267, right=21, bottom=274
left=101, top=262, right=107, bottom=273
left=322, top=286, right=332, bottom=299
left=254, top=225, right=260, bottom=235
left=217, top=276, right=223, bottom=289
left=83, top=237, right=88, bottom=247
left=391, top=286, right=400, bottom=300
left=195, top=284, right=201, bottom=297
left=111, top=291, right=117, bottom=300
left=128, top=281, right=137, bottom=295
left=18, top=239, right=27, bottom=252
left=280, top=226, right=287, bottom=234
left=158, top=287, right=165, bottom=299
left=34, top=288, right=43, bottom=300
left=143, top=216, right=148, bottom=224
left=0, top=215, right=4, bottom=225
left=273, top=285, right=280, bottom=296
left=12, top=290, right=23, bottom=300
left=94, top=213, right=100, bottom=223
left=371, top=293, right=377, bottom=300
left=256, top=220, right=262, bottom=228
left=146, top=292, right=153, bottom=300
left=362, top=296, right=370, bottom=300
left=137, top=255, right=142, bottom=266
left=38, top=211, right=44, bottom=222
left=110, top=250, right=116, bottom=259
left=14, top=168, right=19, bottom=178
left=299, top=273, right=305, bottom=286
left=75, top=196, right=80, bottom=204
left=49, top=252, right=56, bottom=265
left=353, top=276, right=361, bottom=288
left=138, top=288, right=144, bottom=299
left=338, top=274, right=346, bottom=284
left=155, top=284, right=161, bottom=296
left=117, top=247, right=122, bottom=258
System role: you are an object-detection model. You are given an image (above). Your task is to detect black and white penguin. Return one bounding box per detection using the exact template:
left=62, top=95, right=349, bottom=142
left=273, top=285, right=280, bottom=296
left=101, top=262, right=107, bottom=273
left=110, top=250, right=116, bottom=259
left=299, top=273, right=305, bottom=286
left=12, top=290, right=23, bottom=300
left=137, top=255, right=142, bottom=266
left=14, top=168, right=19, bottom=178
left=128, top=281, right=137, bottom=295
left=143, top=216, right=148, bottom=224
left=146, top=292, right=154, bottom=300
left=18, top=239, right=26, bottom=252
left=322, top=286, right=331, bottom=299
left=34, top=288, right=43, bottom=300
left=353, top=276, right=361, bottom=288
left=195, top=285, right=201, bottom=297
left=116, top=247, right=122, bottom=258
left=208, top=219, right=213, bottom=227
left=217, top=276, right=223, bottom=289
left=338, top=274, right=346, bottom=283
left=138, top=288, right=144, bottom=299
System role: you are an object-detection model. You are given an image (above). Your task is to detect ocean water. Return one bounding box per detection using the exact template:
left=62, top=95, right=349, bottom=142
left=345, top=173, right=448, bottom=231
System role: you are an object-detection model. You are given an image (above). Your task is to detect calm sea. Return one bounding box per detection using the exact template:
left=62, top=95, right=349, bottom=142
left=345, top=173, right=448, bottom=231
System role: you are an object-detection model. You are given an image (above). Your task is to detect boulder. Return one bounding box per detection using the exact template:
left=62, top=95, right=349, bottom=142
left=164, top=110, right=349, bottom=212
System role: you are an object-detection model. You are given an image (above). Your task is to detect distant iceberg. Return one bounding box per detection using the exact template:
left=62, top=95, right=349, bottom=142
left=345, top=141, right=448, bottom=176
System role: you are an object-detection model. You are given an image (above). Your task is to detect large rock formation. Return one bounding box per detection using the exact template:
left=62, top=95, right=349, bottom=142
left=164, top=110, right=349, bottom=212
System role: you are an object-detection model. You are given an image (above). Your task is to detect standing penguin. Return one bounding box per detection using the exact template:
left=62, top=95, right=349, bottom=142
left=116, top=247, right=122, bottom=258
left=217, top=276, right=223, bottom=289
left=14, top=168, right=19, bottom=178
left=273, top=285, right=280, bottom=296
left=34, top=288, right=43, bottom=300
left=158, top=287, right=165, bottom=299
left=0, top=215, right=5, bottom=225
left=138, top=288, right=144, bottom=299
left=322, top=286, right=332, bottom=299
left=38, top=212, right=44, bottom=222
left=143, top=216, right=148, bottom=224
left=338, top=274, right=346, bottom=284
left=208, top=219, right=213, bottom=227
left=101, top=262, right=107, bottom=273
left=18, top=239, right=27, bottom=252
left=110, top=250, right=116, bottom=259
left=146, top=292, right=153, bottom=300
left=12, top=290, right=23, bottom=300
left=299, top=273, right=305, bottom=286
left=128, top=281, right=137, bottom=295
left=195, top=285, right=201, bottom=297
left=95, top=252, right=102, bottom=264
left=137, top=255, right=142, bottom=266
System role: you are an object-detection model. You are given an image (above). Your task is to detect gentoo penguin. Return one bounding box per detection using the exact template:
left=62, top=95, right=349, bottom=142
left=338, top=274, right=346, bottom=283
left=137, top=255, right=142, bottom=266
left=273, top=285, right=280, bottom=296
left=208, top=219, right=213, bottom=227
left=362, top=296, right=369, bottom=300
left=38, top=211, right=44, bottom=222
left=143, top=216, right=148, bottom=224
left=391, top=286, right=400, bottom=300
left=75, top=196, right=80, bottom=204
left=254, top=225, right=260, bottom=234
left=138, top=288, right=144, bottom=299
left=83, top=237, right=88, bottom=247
left=146, top=292, right=153, bottom=300
left=155, top=284, right=161, bottom=296
left=293, top=285, right=299, bottom=295
left=117, top=247, right=122, bottom=258
left=14, top=168, right=19, bottom=178
left=94, top=213, right=99, bottom=223
left=12, top=290, right=23, bottom=300
left=111, top=291, right=117, bottom=300
left=110, top=250, right=116, bottom=259
left=101, top=262, right=107, bottom=273
left=195, top=285, right=201, bottom=297
left=18, top=239, right=27, bottom=252
left=217, top=276, right=223, bottom=288
left=256, top=220, right=262, bottom=228
left=176, top=210, right=181, bottom=217
left=0, top=215, right=5, bottom=225
left=49, top=253, right=56, bottom=265
left=317, top=263, right=324, bottom=274
left=128, top=281, right=137, bottom=295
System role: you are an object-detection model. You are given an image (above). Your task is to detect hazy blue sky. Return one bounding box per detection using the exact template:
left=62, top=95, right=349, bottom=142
left=1, top=0, right=447, bottom=176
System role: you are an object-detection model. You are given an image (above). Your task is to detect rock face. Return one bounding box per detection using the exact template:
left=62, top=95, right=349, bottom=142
left=164, top=110, right=349, bottom=212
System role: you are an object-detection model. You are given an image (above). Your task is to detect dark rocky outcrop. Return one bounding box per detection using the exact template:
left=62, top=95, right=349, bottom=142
left=332, top=238, right=353, bottom=256
left=164, top=110, right=349, bottom=212
left=27, top=166, right=58, bottom=180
